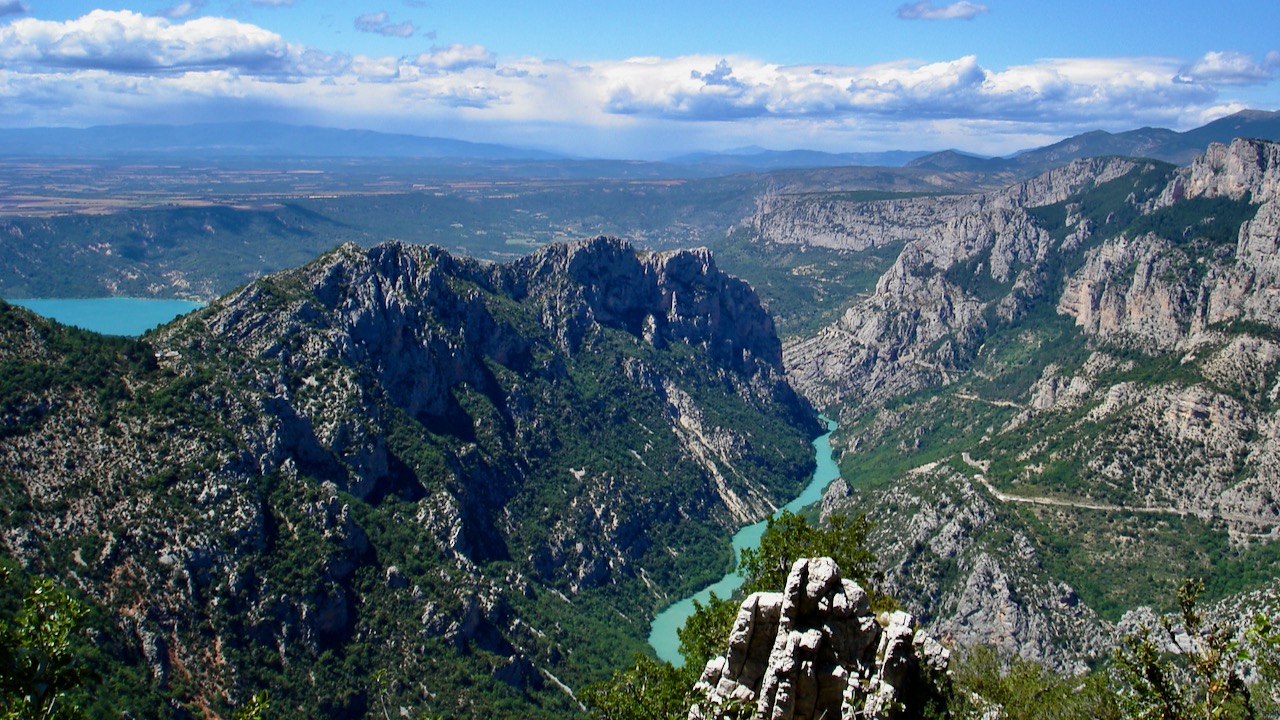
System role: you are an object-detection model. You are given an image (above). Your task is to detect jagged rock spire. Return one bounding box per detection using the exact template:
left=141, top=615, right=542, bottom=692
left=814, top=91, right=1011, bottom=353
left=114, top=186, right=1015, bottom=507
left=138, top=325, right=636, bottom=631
left=689, top=557, right=950, bottom=720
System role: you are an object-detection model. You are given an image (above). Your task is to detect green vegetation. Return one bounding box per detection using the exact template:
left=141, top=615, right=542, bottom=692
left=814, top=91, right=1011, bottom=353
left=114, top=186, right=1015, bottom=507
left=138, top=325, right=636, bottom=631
left=579, top=655, right=698, bottom=720
left=1114, top=579, right=1280, bottom=719
left=945, top=645, right=1122, bottom=720
left=0, top=301, right=157, bottom=438
left=0, top=561, right=173, bottom=719
left=0, top=565, right=92, bottom=720
left=1127, top=196, right=1259, bottom=249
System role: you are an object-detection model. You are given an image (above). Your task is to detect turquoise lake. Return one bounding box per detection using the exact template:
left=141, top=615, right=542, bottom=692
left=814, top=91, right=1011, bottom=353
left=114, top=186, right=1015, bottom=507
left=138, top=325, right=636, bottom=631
left=5, top=298, right=204, bottom=336
left=647, top=417, right=840, bottom=665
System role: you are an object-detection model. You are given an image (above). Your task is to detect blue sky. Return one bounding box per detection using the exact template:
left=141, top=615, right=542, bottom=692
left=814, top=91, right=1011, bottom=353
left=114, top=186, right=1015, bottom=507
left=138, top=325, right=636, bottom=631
left=2, top=0, right=1278, bottom=158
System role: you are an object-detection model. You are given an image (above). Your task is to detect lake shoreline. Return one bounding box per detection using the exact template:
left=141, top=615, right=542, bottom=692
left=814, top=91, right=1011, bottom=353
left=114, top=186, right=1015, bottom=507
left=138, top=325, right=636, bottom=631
left=4, top=297, right=205, bottom=337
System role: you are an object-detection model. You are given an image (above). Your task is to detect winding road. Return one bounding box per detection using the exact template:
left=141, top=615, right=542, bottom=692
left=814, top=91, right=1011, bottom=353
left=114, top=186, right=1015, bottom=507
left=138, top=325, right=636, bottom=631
left=958, top=452, right=1280, bottom=530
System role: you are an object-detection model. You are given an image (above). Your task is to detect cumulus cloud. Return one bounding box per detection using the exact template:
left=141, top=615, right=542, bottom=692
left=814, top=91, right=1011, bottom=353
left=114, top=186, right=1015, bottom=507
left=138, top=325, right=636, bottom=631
left=0, top=10, right=300, bottom=74
left=691, top=59, right=746, bottom=89
left=410, top=44, right=496, bottom=74
left=592, top=53, right=1225, bottom=129
left=0, top=1, right=29, bottom=18
left=1175, top=50, right=1279, bottom=86
left=354, top=11, right=416, bottom=38
left=897, top=1, right=988, bottom=21
left=0, top=8, right=1271, bottom=158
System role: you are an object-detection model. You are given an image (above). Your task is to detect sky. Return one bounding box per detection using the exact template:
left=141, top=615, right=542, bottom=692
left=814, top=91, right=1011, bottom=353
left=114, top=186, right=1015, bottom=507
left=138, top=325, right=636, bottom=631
left=1, top=0, right=1279, bottom=158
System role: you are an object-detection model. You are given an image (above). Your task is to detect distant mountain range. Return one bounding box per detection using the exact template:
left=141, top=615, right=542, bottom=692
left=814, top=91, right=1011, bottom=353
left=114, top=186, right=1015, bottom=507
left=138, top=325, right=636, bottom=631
left=908, top=109, right=1280, bottom=173
left=1, top=110, right=1278, bottom=175
left=0, top=121, right=562, bottom=160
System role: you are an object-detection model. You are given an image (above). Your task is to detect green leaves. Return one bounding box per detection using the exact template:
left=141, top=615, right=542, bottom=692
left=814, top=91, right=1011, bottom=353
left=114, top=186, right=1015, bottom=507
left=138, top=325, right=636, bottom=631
left=1113, top=578, right=1271, bottom=720
left=947, top=645, right=1122, bottom=720
left=676, top=593, right=738, bottom=670
left=0, top=569, right=93, bottom=720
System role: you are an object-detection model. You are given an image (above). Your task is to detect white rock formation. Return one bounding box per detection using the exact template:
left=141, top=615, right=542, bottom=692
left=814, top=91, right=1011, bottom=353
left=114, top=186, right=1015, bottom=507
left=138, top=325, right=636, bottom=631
left=688, top=557, right=949, bottom=720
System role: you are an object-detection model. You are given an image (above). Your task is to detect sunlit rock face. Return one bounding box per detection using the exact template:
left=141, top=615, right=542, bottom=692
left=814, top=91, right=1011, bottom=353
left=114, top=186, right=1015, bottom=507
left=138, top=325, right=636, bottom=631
left=689, top=557, right=949, bottom=720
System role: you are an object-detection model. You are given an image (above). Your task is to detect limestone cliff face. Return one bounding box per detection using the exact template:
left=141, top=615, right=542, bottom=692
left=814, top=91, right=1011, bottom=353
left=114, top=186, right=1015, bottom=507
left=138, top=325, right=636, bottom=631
left=784, top=183, right=1079, bottom=412
left=1160, top=139, right=1280, bottom=205
left=750, top=193, right=973, bottom=251
left=0, top=237, right=818, bottom=717
left=784, top=156, right=1162, bottom=413
left=822, top=473, right=1112, bottom=674
left=504, top=237, right=785, bottom=373
left=767, top=141, right=1280, bottom=674
left=1058, top=139, right=1280, bottom=348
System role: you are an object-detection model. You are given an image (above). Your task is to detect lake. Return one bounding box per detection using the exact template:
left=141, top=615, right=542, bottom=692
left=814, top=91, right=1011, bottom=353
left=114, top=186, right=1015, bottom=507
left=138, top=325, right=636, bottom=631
left=5, top=298, right=204, bottom=336
left=647, top=417, right=840, bottom=665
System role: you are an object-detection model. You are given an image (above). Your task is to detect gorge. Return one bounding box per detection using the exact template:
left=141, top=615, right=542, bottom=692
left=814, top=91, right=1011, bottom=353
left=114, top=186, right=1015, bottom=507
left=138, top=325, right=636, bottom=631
left=6, top=132, right=1280, bottom=718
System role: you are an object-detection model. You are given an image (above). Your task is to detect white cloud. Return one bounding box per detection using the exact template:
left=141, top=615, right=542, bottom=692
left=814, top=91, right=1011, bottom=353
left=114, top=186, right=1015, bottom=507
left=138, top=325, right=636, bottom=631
left=410, top=44, right=496, bottom=74
left=252, top=0, right=294, bottom=5
left=588, top=54, right=1216, bottom=129
left=0, top=10, right=298, bottom=74
left=897, top=1, right=989, bottom=21
left=354, top=11, right=416, bottom=38
left=0, top=10, right=1274, bottom=157
left=1175, top=50, right=1278, bottom=86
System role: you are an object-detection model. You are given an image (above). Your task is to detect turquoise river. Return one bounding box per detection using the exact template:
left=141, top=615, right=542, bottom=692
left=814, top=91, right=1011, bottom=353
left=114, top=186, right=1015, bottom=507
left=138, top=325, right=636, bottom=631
left=647, top=417, right=839, bottom=665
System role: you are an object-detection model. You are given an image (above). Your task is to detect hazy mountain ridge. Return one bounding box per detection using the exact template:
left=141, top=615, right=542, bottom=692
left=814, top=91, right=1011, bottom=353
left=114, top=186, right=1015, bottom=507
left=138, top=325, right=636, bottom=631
left=6, top=112, right=1278, bottom=306
left=7, top=111, right=1277, bottom=173
left=667, top=148, right=931, bottom=171
left=0, top=236, right=819, bottom=717
left=908, top=109, right=1280, bottom=175
left=0, top=121, right=562, bottom=160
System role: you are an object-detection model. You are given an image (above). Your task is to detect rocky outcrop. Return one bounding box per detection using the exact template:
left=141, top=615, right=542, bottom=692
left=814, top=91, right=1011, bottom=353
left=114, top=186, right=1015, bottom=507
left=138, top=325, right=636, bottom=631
left=506, top=237, right=785, bottom=373
left=750, top=193, right=974, bottom=251
left=689, top=557, right=949, bottom=720
left=1159, top=139, right=1280, bottom=206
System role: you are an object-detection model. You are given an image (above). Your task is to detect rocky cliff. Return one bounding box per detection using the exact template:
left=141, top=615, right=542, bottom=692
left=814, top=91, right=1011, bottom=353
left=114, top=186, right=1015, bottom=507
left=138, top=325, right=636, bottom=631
left=0, top=236, right=819, bottom=717
left=755, top=140, right=1280, bottom=671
